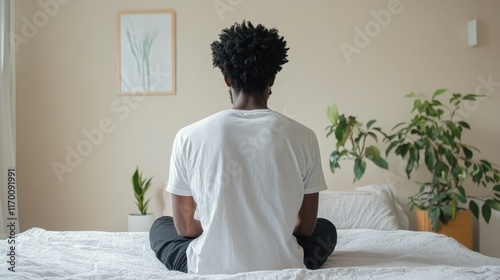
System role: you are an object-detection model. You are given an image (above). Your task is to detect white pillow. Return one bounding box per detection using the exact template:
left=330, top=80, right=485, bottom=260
left=318, top=184, right=409, bottom=230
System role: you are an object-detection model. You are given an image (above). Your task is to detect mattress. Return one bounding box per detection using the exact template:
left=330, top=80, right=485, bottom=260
left=1, top=227, right=499, bottom=279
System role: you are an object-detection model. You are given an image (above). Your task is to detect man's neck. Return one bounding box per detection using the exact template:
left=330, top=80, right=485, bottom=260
left=231, top=91, right=269, bottom=110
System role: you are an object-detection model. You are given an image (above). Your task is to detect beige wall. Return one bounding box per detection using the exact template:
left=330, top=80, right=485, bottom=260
left=15, top=0, right=500, bottom=256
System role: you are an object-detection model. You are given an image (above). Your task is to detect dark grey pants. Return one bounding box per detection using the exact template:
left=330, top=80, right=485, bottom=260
left=149, top=216, right=337, bottom=273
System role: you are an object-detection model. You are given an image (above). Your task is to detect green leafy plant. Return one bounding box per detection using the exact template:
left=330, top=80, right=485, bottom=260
left=132, top=167, right=153, bottom=215
left=384, top=89, right=500, bottom=231
left=326, top=104, right=388, bottom=181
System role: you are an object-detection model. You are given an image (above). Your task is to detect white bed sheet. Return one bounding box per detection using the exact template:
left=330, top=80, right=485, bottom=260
left=1, top=227, right=500, bottom=279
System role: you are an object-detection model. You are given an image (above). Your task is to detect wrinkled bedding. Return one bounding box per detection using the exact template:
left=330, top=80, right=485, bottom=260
left=1, top=227, right=500, bottom=279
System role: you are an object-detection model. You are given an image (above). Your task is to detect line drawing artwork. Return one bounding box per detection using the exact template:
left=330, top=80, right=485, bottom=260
left=118, top=11, right=175, bottom=95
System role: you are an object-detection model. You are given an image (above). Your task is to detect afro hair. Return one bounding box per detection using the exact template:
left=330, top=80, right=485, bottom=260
left=211, top=21, right=289, bottom=94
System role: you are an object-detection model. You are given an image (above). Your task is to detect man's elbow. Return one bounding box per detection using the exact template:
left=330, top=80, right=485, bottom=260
left=293, top=222, right=315, bottom=237
left=174, top=220, right=202, bottom=238
left=300, top=228, right=315, bottom=237
left=176, top=227, right=201, bottom=238
left=176, top=229, right=195, bottom=238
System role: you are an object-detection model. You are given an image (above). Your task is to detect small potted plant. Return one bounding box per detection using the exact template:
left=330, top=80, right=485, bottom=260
left=128, top=167, right=154, bottom=232
left=383, top=89, right=500, bottom=247
left=326, top=104, right=388, bottom=181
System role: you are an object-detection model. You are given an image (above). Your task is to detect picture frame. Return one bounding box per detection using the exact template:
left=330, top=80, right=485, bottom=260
left=117, top=9, right=176, bottom=95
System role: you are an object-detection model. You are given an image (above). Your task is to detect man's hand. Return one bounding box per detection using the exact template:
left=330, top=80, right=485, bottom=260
left=172, top=194, right=203, bottom=238
left=293, top=193, right=319, bottom=237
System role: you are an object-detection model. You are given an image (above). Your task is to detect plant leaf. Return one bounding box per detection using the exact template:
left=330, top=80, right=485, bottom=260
left=329, top=151, right=341, bottom=173
left=365, top=145, right=381, bottom=157
left=458, top=121, right=470, bottom=130
left=432, top=88, right=447, bottom=99
left=132, top=168, right=141, bottom=196
left=143, top=177, right=152, bottom=193
left=366, top=120, right=376, bottom=129
left=463, top=94, right=477, bottom=101
left=456, top=186, right=467, bottom=203
left=480, top=160, right=493, bottom=170
left=405, top=92, right=418, bottom=98
left=462, top=146, right=473, bottom=160
left=415, top=140, right=427, bottom=150
left=385, top=141, right=400, bottom=157
left=431, top=99, right=442, bottom=106
left=142, top=199, right=150, bottom=214
left=405, top=158, right=415, bottom=178
left=326, top=126, right=334, bottom=137
left=424, top=148, right=435, bottom=172
left=396, top=143, right=411, bottom=158
left=432, top=89, right=447, bottom=100
left=444, top=150, right=455, bottom=167
left=413, top=99, right=422, bottom=113
left=327, top=104, right=340, bottom=124
left=482, top=203, right=492, bottom=223
left=354, top=157, right=366, bottom=181
left=485, top=199, right=500, bottom=211
left=335, top=119, right=347, bottom=144
left=469, top=200, right=479, bottom=219
left=367, top=155, right=389, bottom=170
left=367, top=132, right=378, bottom=142
left=447, top=122, right=461, bottom=140
left=429, top=208, right=441, bottom=231
left=391, top=122, right=407, bottom=130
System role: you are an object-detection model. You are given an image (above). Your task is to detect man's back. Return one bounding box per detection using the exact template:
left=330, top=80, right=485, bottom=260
left=150, top=21, right=336, bottom=274
left=167, top=109, right=326, bottom=274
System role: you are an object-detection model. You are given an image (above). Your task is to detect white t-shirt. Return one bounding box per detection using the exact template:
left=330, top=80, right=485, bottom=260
left=167, top=109, right=327, bottom=274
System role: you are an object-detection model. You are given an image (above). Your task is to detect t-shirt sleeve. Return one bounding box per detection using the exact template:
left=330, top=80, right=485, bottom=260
left=166, top=131, right=192, bottom=196
left=303, top=132, right=327, bottom=194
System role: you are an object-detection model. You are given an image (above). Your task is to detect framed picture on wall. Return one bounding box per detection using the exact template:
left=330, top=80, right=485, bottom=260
left=117, top=9, right=176, bottom=95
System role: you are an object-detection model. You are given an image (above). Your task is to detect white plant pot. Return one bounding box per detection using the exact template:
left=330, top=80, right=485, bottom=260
left=128, top=213, right=155, bottom=232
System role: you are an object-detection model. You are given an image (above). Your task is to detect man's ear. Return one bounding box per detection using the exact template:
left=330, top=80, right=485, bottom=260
left=269, top=75, right=276, bottom=87
left=224, top=76, right=231, bottom=87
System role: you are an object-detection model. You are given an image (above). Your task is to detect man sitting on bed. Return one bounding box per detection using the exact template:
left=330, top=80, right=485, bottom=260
left=149, top=20, right=337, bottom=274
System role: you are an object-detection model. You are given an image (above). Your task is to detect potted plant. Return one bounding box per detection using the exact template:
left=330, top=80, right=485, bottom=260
left=383, top=89, right=500, bottom=247
left=326, top=104, right=388, bottom=181
left=128, top=167, right=154, bottom=232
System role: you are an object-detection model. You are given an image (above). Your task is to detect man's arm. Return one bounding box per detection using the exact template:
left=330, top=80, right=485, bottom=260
left=171, top=194, right=203, bottom=238
left=293, top=192, right=319, bottom=237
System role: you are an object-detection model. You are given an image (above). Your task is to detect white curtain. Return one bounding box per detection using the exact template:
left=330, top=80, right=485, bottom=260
left=0, top=0, right=17, bottom=239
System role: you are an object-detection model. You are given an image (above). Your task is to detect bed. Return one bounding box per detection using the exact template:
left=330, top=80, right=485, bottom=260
left=2, top=185, right=500, bottom=279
